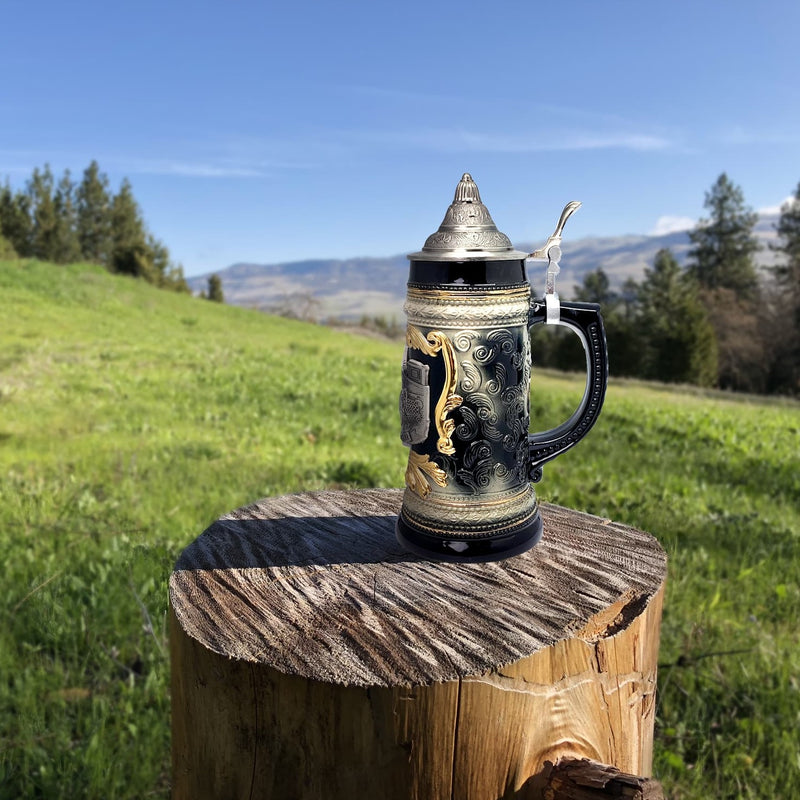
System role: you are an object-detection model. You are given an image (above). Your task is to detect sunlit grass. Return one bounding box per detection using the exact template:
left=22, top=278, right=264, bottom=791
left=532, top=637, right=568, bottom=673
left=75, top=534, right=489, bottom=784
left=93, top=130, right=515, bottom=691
left=1, top=259, right=798, bottom=799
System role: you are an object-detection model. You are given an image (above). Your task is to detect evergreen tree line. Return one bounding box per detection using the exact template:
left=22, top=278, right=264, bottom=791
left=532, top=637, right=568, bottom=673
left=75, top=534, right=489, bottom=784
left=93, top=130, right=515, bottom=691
left=536, top=173, right=800, bottom=396
left=0, top=161, right=190, bottom=292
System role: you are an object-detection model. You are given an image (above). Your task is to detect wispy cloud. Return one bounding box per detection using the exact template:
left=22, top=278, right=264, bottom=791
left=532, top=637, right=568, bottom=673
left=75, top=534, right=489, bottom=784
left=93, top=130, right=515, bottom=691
left=459, top=130, right=672, bottom=153
left=649, top=215, right=696, bottom=236
left=758, top=197, right=793, bottom=215
left=339, top=85, right=671, bottom=131
left=330, top=87, right=680, bottom=154
left=0, top=149, right=63, bottom=178
left=0, top=145, right=313, bottom=181
left=349, top=127, right=674, bottom=153
left=117, top=158, right=270, bottom=178
left=650, top=199, right=792, bottom=236
left=0, top=119, right=677, bottom=184
left=0, top=164, right=35, bottom=178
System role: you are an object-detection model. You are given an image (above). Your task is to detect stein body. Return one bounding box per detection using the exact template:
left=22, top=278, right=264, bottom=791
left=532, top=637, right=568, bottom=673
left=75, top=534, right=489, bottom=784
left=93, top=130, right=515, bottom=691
left=397, top=175, right=608, bottom=561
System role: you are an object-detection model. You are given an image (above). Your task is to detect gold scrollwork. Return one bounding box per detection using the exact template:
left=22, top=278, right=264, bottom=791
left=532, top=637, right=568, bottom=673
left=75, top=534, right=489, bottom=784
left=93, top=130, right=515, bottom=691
left=406, top=325, right=462, bottom=455
left=405, top=451, right=448, bottom=499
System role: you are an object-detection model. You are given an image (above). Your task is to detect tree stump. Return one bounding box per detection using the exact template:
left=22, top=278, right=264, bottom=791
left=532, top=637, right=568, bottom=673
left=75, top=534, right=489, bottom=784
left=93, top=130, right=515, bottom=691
left=170, top=489, right=667, bottom=800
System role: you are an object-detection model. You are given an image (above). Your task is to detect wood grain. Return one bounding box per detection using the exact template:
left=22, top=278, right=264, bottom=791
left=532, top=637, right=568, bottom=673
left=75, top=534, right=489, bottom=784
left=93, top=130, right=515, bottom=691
left=170, top=489, right=667, bottom=799
left=543, top=758, right=666, bottom=799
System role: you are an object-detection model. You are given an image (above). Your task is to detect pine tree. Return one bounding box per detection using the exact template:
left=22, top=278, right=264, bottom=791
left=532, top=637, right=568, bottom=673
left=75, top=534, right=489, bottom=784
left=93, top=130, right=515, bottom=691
left=147, top=233, right=190, bottom=292
left=28, top=165, right=59, bottom=261
left=773, top=183, right=800, bottom=303
left=687, top=174, right=766, bottom=391
left=0, top=181, right=33, bottom=257
left=767, top=184, right=800, bottom=392
left=148, top=234, right=170, bottom=285
left=3, top=160, right=188, bottom=294
left=573, top=268, right=617, bottom=305
left=687, top=173, right=760, bottom=296
left=52, top=169, right=81, bottom=263
left=109, top=178, right=153, bottom=279
left=167, top=264, right=191, bottom=293
left=206, top=274, right=224, bottom=302
left=76, top=160, right=112, bottom=264
left=572, top=268, right=642, bottom=376
left=637, top=248, right=717, bottom=386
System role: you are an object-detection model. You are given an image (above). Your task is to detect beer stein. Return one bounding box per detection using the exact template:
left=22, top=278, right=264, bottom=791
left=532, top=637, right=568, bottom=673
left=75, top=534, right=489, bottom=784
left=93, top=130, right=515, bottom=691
left=397, top=173, right=608, bottom=561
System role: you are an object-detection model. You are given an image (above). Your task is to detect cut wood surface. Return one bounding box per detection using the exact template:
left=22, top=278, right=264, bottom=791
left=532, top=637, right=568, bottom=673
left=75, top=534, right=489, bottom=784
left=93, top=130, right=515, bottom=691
left=170, top=488, right=667, bottom=800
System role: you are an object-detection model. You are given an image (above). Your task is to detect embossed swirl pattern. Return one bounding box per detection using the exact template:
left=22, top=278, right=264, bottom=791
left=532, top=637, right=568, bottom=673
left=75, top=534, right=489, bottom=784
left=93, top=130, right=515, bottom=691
left=436, top=326, right=531, bottom=495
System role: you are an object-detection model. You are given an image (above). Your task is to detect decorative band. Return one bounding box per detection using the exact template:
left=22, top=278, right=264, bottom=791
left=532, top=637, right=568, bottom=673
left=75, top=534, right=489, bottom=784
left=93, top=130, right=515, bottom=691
left=404, top=290, right=530, bottom=328
left=406, top=286, right=530, bottom=301
left=401, top=484, right=537, bottom=535
left=400, top=498, right=539, bottom=538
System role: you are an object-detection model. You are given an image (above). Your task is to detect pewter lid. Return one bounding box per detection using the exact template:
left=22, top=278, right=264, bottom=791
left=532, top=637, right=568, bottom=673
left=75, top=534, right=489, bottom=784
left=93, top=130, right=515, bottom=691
left=408, top=173, right=529, bottom=262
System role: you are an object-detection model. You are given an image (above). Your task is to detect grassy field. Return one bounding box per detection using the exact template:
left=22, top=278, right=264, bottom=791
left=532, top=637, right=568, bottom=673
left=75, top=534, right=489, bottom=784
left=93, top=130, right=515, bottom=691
left=1, top=259, right=798, bottom=799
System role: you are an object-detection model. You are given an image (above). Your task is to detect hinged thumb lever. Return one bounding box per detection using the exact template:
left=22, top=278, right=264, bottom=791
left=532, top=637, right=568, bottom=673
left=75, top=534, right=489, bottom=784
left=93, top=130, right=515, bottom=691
left=528, top=201, right=582, bottom=324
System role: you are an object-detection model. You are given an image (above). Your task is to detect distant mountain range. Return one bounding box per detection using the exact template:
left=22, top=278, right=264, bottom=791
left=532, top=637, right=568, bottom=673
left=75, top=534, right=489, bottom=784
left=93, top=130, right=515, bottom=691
left=189, top=213, right=782, bottom=321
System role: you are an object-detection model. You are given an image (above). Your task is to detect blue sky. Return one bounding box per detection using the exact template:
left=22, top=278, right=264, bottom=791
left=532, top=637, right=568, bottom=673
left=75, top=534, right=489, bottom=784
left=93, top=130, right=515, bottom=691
left=2, top=0, right=798, bottom=276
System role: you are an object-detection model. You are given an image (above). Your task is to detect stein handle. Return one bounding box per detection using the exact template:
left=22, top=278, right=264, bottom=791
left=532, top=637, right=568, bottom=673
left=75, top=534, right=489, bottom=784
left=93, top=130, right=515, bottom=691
left=527, top=301, right=609, bottom=482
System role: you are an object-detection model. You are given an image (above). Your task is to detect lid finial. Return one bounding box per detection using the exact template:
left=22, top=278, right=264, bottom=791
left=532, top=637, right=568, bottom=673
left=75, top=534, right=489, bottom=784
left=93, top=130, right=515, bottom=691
left=453, top=173, right=481, bottom=203
left=409, top=173, right=528, bottom=262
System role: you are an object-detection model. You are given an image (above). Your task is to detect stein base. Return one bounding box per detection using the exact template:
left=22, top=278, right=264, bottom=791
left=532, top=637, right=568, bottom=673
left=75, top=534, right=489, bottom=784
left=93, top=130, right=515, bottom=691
left=395, top=512, right=543, bottom=563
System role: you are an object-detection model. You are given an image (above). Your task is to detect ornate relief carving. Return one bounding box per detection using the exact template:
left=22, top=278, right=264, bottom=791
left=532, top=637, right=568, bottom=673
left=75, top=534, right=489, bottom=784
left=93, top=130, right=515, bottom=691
left=405, top=325, right=462, bottom=456
left=448, top=325, right=531, bottom=492
left=404, top=451, right=448, bottom=499
left=399, top=355, right=430, bottom=446
left=422, top=229, right=513, bottom=252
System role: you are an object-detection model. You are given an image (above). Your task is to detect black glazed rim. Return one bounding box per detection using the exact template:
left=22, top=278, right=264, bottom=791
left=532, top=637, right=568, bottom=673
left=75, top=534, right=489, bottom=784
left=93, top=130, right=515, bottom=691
left=408, top=259, right=528, bottom=287
left=396, top=512, right=543, bottom=563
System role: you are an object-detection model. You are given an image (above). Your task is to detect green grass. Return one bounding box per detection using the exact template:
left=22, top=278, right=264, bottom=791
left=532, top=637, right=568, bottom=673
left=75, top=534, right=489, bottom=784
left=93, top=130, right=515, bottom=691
left=1, top=259, right=798, bottom=799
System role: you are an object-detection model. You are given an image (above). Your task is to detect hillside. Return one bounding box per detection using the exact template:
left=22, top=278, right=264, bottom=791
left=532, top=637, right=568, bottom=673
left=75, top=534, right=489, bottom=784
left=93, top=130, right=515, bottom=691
left=1, top=259, right=798, bottom=799
left=188, top=212, right=782, bottom=319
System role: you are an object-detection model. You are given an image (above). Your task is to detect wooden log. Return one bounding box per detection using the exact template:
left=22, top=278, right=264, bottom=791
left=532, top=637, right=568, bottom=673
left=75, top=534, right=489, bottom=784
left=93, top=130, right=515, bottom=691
left=170, top=488, right=667, bottom=800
